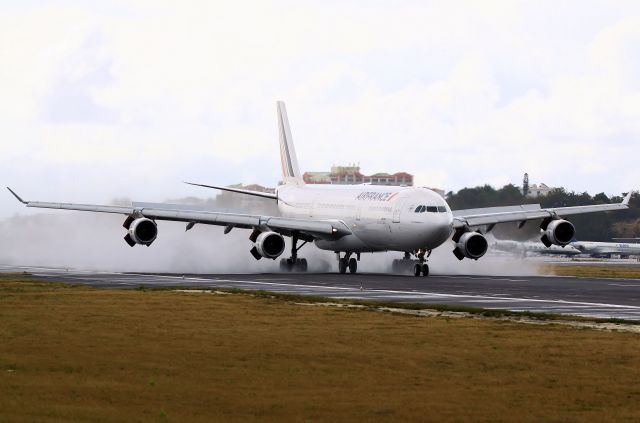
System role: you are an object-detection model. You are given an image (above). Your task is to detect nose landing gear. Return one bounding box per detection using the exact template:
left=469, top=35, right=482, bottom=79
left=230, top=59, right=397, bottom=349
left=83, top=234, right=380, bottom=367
left=413, top=262, right=429, bottom=277
left=392, top=249, right=431, bottom=277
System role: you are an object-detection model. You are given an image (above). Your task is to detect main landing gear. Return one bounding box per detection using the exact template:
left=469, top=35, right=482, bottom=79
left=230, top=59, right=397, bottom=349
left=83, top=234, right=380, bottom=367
left=337, top=252, right=359, bottom=274
left=280, top=233, right=308, bottom=272
left=391, top=250, right=430, bottom=277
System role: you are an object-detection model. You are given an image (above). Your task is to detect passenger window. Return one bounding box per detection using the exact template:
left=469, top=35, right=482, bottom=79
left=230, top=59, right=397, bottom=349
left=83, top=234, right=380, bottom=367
left=426, top=206, right=437, bottom=213
left=437, top=206, right=446, bottom=213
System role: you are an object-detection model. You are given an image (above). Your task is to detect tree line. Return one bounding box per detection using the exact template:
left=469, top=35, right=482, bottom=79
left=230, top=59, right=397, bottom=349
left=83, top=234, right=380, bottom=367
left=446, top=184, right=640, bottom=241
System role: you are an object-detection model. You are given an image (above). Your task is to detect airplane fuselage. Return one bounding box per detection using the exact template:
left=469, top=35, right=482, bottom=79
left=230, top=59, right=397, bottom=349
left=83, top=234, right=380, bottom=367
left=571, top=241, right=640, bottom=257
left=277, top=184, right=453, bottom=253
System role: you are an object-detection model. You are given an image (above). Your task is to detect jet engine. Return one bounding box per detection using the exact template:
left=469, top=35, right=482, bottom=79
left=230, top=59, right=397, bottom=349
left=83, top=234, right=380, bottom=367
left=540, top=219, right=575, bottom=247
left=452, top=231, right=488, bottom=260
left=250, top=231, right=286, bottom=260
left=124, top=217, right=158, bottom=247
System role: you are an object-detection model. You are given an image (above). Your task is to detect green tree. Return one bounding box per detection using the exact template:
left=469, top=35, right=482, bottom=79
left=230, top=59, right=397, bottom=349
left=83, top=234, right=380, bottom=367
left=447, top=185, right=638, bottom=241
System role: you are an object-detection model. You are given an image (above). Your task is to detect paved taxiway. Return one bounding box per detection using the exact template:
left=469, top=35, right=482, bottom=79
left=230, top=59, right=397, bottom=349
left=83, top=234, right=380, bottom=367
left=4, top=264, right=640, bottom=320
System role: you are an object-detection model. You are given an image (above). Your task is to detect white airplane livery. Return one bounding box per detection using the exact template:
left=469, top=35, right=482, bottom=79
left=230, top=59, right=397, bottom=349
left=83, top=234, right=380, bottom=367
left=571, top=241, right=640, bottom=258
left=489, top=238, right=582, bottom=257
left=7, top=101, right=633, bottom=276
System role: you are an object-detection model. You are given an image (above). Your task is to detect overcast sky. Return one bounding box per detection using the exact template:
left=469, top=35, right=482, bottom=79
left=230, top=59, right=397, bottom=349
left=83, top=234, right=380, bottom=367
left=1, top=0, right=639, bottom=217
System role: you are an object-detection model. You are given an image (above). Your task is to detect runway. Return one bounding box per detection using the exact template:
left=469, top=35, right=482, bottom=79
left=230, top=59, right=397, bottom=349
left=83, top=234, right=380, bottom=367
left=3, top=264, right=640, bottom=320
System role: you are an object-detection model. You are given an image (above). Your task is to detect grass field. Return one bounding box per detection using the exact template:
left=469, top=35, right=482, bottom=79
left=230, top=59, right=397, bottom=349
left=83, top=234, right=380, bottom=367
left=547, top=264, right=640, bottom=279
left=2, top=276, right=640, bottom=422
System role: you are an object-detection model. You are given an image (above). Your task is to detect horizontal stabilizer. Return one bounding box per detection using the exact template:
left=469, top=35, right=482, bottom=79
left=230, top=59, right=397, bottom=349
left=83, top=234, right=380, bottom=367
left=185, top=182, right=277, bottom=200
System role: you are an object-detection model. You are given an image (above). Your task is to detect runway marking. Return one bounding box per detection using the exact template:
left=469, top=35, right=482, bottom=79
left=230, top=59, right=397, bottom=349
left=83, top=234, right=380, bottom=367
left=128, top=273, right=640, bottom=311
left=10, top=267, right=640, bottom=318
left=437, top=275, right=528, bottom=282
left=547, top=274, right=640, bottom=282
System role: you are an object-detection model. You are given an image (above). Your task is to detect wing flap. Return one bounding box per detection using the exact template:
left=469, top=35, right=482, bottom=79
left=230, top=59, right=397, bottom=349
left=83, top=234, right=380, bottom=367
left=145, top=209, right=261, bottom=228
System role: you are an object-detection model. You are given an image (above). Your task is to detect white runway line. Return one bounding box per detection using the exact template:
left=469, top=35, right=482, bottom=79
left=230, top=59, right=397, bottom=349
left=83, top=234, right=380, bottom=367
left=7, top=266, right=640, bottom=319
left=20, top=270, right=640, bottom=313
left=117, top=272, right=640, bottom=312
left=437, top=275, right=528, bottom=282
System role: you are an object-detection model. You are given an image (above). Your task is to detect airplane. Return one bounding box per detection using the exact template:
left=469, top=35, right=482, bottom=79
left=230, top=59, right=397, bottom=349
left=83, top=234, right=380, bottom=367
left=489, top=238, right=582, bottom=257
left=612, top=238, right=640, bottom=243
left=570, top=241, right=640, bottom=258
left=6, top=101, right=633, bottom=277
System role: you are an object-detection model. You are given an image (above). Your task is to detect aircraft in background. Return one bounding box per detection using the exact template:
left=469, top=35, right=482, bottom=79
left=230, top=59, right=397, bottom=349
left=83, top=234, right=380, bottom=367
left=612, top=238, right=640, bottom=243
left=7, top=102, right=633, bottom=276
left=571, top=241, right=640, bottom=258
left=489, top=238, right=581, bottom=257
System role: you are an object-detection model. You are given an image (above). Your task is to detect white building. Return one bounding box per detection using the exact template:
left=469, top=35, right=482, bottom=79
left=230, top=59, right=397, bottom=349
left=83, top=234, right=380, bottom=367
left=525, top=183, right=557, bottom=198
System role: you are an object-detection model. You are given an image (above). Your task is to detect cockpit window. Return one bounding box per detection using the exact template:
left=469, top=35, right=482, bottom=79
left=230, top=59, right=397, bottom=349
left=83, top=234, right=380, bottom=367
left=415, top=205, right=447, bottom=213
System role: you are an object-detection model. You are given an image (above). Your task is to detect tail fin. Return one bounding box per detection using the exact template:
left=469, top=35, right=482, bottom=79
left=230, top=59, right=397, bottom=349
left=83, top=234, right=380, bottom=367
left=277, top=101, right=304, bottom=185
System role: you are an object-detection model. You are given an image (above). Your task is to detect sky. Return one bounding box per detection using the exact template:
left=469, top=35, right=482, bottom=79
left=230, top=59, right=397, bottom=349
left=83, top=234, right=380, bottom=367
left=1, top=0, right=640, bottom=218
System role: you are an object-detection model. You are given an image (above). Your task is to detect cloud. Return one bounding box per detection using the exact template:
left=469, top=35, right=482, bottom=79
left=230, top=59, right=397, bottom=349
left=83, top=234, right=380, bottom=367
left=1, top=0, right=640, bottom=222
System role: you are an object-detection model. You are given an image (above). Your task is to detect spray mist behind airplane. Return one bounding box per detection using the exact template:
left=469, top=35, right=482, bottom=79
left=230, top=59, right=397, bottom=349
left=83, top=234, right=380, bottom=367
left=7, top=102, right=633, bottom=276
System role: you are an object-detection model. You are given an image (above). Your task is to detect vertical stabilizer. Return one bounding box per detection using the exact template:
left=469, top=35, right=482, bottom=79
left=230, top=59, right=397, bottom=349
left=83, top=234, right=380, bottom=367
left=277, top=101, right=304, bottom=185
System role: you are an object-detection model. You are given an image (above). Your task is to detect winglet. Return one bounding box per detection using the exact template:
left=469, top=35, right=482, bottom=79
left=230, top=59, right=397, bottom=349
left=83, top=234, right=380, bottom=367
left=622, top=191, right=633, bottom=206
left=6, top=187, right=27, bottom=204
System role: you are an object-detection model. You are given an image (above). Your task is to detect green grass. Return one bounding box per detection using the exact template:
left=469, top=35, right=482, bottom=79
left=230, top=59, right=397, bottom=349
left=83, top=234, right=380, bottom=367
left=546, top=264, right=640, bottom=279
left=2, top=276, right=640, bottom=422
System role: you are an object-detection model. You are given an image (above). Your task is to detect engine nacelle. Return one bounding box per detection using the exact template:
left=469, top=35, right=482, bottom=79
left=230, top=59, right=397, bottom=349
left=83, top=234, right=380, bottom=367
left=253, top=231, right=286, bottom=260
left=453, top=231, right=488, bottom=260
left=541, top=219, right=575, bottom=247
left=126, top=218, right=158, bottom=246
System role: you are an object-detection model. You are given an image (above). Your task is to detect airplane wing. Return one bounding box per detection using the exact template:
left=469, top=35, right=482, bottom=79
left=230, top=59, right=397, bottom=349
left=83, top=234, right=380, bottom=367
left=453, top=192, right=632, bottom=229
left=6, top=187, right=351, bottom=240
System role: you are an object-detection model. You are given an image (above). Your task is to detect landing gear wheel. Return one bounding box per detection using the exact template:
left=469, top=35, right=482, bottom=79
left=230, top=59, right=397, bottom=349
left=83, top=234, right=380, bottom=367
left=280, top=258, right=308, bottom=272
left=281, top=233, right=309, bottom=273
left=295, top=258, right=308, bottom=272
left=338, top=258, right=348, bottom=274
left=421, top=263, right=429, bottom=277
left=280, top=258, right=290, bottom=272
left=414, top=263, right=422, bottom=277
left=348, top=258, right=358, bottom=274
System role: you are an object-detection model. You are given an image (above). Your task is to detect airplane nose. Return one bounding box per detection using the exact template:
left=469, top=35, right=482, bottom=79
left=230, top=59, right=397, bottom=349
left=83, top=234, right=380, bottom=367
left=418, top=213, right=454, bottom=249
left=431, top=216, right=454, bottom=245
